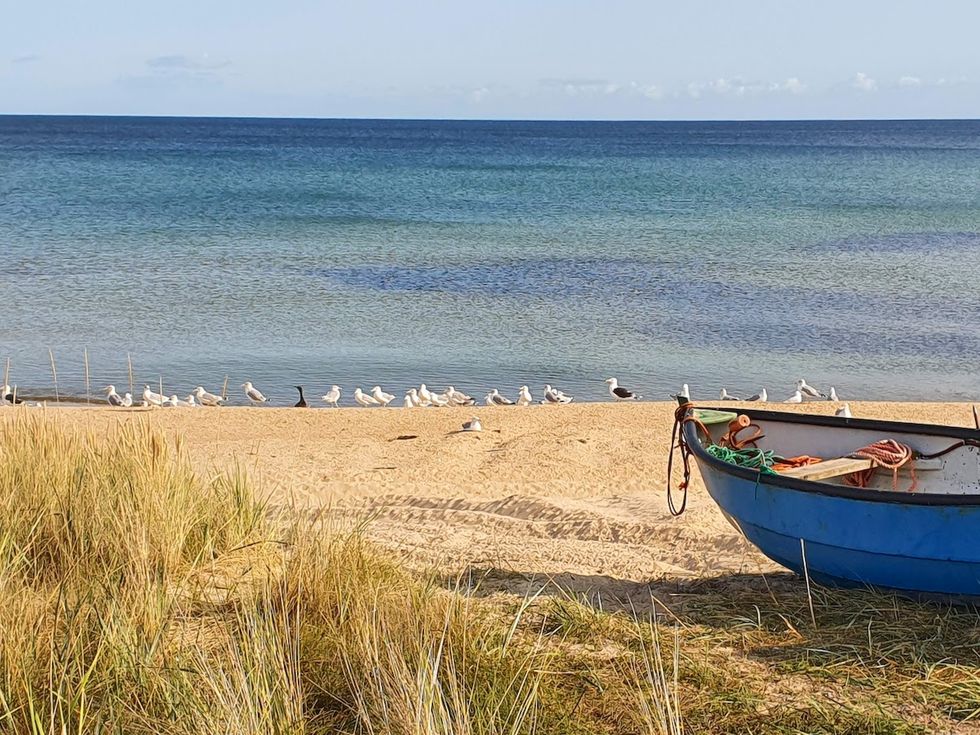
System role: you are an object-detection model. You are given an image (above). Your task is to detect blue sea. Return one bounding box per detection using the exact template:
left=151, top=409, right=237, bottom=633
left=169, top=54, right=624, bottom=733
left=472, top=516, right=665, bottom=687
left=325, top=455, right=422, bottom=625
left=1, top=116, right=979, bottom=404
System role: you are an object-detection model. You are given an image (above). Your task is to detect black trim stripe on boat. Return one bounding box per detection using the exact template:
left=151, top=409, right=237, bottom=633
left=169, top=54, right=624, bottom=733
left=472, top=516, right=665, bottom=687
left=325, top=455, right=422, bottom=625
left=685, top=406, right=980, bottom=507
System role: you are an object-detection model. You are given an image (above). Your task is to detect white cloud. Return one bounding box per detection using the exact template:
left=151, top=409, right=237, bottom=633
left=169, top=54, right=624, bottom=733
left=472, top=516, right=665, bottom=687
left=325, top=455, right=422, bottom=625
left=851, top=72, right=877, bottom=92
left=898, top=75, right=922, bottom=87
left=469, top=87, right=490, bottom=103
left=687, top=76, right=805, bottom=98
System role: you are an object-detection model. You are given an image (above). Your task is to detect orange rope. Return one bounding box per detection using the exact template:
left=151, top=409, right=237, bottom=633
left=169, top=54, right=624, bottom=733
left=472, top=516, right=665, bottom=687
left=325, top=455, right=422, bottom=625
left=844, top=439, right=917, bottom=491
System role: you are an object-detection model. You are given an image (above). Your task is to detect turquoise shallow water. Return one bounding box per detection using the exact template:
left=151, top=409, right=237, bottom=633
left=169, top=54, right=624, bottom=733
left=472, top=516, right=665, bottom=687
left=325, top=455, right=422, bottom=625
left=1, top=116, right=979, bottom=404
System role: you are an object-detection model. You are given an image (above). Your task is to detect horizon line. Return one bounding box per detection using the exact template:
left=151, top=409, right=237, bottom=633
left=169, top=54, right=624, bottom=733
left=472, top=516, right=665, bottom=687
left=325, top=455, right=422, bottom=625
left=1, top=112, right=979, bottom=124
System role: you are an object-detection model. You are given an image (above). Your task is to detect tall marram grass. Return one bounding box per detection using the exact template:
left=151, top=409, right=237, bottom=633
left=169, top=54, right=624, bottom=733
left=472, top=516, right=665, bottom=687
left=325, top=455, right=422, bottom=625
left=0, top=413, right=679, bottom=734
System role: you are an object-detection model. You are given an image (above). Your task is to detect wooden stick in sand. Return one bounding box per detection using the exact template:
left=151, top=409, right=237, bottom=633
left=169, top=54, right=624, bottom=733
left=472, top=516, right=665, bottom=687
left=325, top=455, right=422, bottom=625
left=127, top=353, right=135, bottom=396
left=83, top=348, right=91, bottom=404
left=222, top=375, right=229, bottom=401
left=48, top=348, right=60, bottom=403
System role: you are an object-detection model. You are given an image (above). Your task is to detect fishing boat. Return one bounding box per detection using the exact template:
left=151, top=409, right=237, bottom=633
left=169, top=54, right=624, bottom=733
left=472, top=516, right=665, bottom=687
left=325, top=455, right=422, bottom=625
left=672, top=404, right=980, bottom=596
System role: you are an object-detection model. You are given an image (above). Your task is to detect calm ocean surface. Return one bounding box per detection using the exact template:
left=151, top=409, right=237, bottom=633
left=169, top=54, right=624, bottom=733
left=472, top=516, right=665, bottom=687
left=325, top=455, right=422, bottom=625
left=1, top=116, right=979, bottom=404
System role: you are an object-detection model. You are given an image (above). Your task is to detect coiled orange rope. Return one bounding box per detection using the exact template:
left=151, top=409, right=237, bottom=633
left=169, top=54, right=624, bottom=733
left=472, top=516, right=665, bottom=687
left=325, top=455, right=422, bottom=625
left=844, top=439, right=917, bottom=492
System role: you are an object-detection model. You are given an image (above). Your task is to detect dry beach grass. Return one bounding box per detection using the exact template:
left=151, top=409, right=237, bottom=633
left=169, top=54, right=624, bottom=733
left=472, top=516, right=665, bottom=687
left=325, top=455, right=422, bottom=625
left=1, top=402, right=979, bottom=733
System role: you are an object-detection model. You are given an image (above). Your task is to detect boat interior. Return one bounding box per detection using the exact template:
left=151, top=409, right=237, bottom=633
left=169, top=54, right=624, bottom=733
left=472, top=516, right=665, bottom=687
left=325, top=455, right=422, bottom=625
left=693, top=407, right=980, bottom=495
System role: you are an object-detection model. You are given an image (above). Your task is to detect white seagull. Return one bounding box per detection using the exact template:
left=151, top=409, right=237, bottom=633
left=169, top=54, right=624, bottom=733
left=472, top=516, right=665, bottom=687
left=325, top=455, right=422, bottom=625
left=461, top=416, right=482, bottom=432
left=185, top=394, right=199, bottom=407
left=354, top=387, right=381, bottom=407
left=406, top=388, right=422, bottom=407
left=242, top=381, right=268, bottom=405
left=542, top=384, right=572, bottom=404
left=403, top=393, right=414, bottom=408
left=417, top=384, right=434, bottom=407
left=142, top=385, right=165, bottom=407
left=746, top=388, right=768, bottom=403
left=719, top=388, right=740, bottom=401
left=605, top=377, right=639, bottom=401
left=678, top=383, right=691, bottom=400
left=516, top=385, right=533, bottom=407
left=836, top=403, right=852, bottom=418
left=121, top=392, right=133, bottom=407
left=827, top=386, right=839, bottom=402
left=371, top=386, right=395, bottom=406
left=785, top=389, right=804, bottom=404
left=193, top=386, right=225, bottom=407
left=104, top=385, right=125, bottom=407
left=485, top=389, right=515, bottom=406
left=321, top=385, right=341, bottom=407
left=797, top=378, right=824, bottom=399
left=447, top=386, right=475, bottom=406
left=162, top=395, right=179, bottom=407
left=429, top=391, right=450, bottom=407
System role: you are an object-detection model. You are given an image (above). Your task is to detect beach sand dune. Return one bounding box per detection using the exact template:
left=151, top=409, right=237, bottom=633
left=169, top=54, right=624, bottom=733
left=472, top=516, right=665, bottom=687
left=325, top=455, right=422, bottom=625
left=34, top=401, right=979, bottom=596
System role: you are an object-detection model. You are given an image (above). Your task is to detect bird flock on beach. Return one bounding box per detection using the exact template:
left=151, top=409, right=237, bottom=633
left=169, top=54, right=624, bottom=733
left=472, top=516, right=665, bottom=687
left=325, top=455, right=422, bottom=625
left=68, top=375, right=852, bottom=418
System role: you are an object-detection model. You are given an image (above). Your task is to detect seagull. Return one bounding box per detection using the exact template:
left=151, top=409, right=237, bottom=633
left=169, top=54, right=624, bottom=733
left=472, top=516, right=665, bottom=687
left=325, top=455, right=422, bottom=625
left=192, top=386, right=225, bottom=407
left=294, top=386, right=308, bottom=408
left=0, top=383, right=23, bottom=403
left=371, top=386, right=395, bottom=406
left=143, top=385, right=165, bottom=407
left=185, top=394, right=199, bottom=407
left=173, top=394, right=196, bottom=407
left=242, top=381, right=268, bottom=405
left=605, top=377, right=639, bottom=401
left=321, top=385, right=341, bottom=407
left=406, top=388, right=421, bottom=407
left=785, top=389, right=804, bottom=404
left=429, top=391, right=450, bottom=407
left=836, top=403, right=852, bottom=418
left=516, top=385, right=533, bottom=406
left=417, top=384, right=433, bottom=407
left=827, top=386, right=839, bottom=402
left=403, top=393, right=415, bottom=408
left=719, top=388, right=740, bottom=401
left=485, top=389, right=515, bottom=406
left=542, top=384, right=572, bottom=404
left=354, top=388, right=381, bottom=407
left=461, top=416, right=482, bottom=432
left=162, top=395, right=179, bottom=407
left=121, top=392, right=133, bottom=407
left=797, top=378, right=825, bottom=399
left=678, top=383, right=691, bottom=400
left=447, top=386, right=475, bottom=406
left=104, top=385, right=125, bottom=407
left=746, top=388, right=768, bottom=403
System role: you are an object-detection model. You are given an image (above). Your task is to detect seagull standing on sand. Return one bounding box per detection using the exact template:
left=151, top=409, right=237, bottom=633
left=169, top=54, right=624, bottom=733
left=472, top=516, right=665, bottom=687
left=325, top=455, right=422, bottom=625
left=242, top=382, right=268, bottom=405
left=746, top=388, right=768, bottom=403
left=516, top=385, right=533, bottom=407
left=403, top=393, right=415, bottom=408
left=719, top=388, right=740, bottom=401
left=827, top=387, right=839, bottom=402
left=143, top=385, right=165, bottom=407
left=797, top=378, right=824, bottom=399
left=354, top=388, right=381, bottom=407
left=485, top=389, right=515, bottom=406
left=447, top=387, right=475, bottom=406
left=836, top=403, right=852, bottom=418
left=542, top=385, right=572, bottom=404
left=429, top=391, right=450, bottom=407
left=417, top=384, right=433, bottom=407
left=785, top=389, right=804, bottom=404
left=371, top=386, right=395, bottom=406
left=678, top=384, right=691, bottom=400
left=405, top=388, right=421, bottom=407
left=185, top=394, right=199, bottom=407
left=122, top=392, right=133, bottom=407
left=192, top=386, right=225, bottom=407
left=605, top=378, right=639, bottom=401
left=461, top=416, right=482, bottom=432
left=294, top=386, right=308, bottom=408
left=104, top=385, right=125, bottom=407
left=321, top=385, right=341, bottom=407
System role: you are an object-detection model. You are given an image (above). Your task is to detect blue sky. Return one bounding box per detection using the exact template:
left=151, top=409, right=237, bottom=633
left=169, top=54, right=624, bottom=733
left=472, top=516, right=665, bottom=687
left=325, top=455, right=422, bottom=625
left=2, top=1, right=978, bottom=119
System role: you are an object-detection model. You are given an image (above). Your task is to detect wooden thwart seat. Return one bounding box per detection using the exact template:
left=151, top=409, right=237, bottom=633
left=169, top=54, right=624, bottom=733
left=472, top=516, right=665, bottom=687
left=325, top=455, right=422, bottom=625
left=779, top=456, right=943, bottom=481
left=780, top=457, right=873, bottom=481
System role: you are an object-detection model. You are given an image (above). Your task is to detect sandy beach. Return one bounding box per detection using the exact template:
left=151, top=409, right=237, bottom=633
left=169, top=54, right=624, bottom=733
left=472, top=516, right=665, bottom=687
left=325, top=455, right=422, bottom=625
left=33, top=401, right=979, bottom=590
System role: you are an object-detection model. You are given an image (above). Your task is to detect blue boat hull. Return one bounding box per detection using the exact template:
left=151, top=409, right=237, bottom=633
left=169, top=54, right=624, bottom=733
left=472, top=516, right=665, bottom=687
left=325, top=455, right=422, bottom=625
left=687, top=411, right=980, bottom=596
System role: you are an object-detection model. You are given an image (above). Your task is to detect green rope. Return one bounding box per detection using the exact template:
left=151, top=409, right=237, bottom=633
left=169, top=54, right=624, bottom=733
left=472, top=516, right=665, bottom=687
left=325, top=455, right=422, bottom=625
left=706, top=444, right=779, bottom=474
